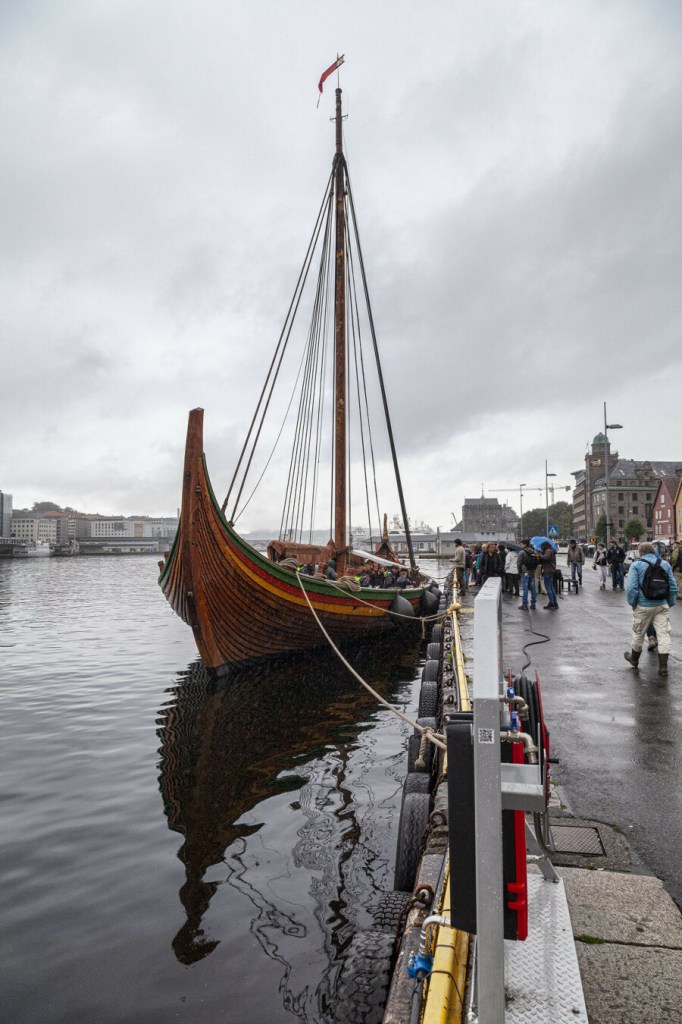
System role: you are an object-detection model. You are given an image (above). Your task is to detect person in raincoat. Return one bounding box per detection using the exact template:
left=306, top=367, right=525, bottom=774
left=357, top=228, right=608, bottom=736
left=624, top=542, right=677, bottom=676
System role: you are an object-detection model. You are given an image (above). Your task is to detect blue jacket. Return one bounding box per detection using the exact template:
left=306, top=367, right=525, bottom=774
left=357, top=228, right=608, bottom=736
left=626, top=553, right=678, bottom=608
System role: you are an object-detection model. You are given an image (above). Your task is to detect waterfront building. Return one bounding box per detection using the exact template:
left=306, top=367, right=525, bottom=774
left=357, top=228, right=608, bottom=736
left=78, top=536, right=164, bottom=554
left=0, top=491, right=12, bottom=539
left=675, top=478, right=682, bottom=543
left=89, top=517, right=179, bottom=539
left=652, top=477, right=679, bottom=541
left=571, top=434, right=682, bottom=541
left=11, top=512, right=58, bottom=544
left=460, top=495, right=518, bottom=537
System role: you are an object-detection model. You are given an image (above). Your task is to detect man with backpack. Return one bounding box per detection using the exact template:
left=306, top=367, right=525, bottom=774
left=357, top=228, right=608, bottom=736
left=517, top=538, right=538, bottom=610
left=624, top=542, right=677, bottom=676
left=607, top=538, right=626, bottom=590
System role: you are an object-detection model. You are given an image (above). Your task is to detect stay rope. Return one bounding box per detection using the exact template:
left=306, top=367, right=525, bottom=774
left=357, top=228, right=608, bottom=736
left=295, top=572, right=446, bottom=751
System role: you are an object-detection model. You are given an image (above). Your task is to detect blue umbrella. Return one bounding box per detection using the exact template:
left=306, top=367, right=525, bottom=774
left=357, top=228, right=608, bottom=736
left=531, top=535, right=558, bottom=552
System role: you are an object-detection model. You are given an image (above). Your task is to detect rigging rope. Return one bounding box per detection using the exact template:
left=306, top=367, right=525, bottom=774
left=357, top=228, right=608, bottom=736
left=226, top=150, right=414, bottom=558
left=279, top=188, right=335, bottom=542
left=223, top=171, right=334, bottom=519
left=295, top=572, right=446, bottom=750
left=346, top=171, right=416, bottom=570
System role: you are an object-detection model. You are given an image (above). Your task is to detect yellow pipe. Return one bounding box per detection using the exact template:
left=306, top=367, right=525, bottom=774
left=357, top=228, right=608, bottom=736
left=422, top=603, right=471, bottom=1024
left=450, top=604, right=471, bottom=712
left=421, top=876, right=469, bottom=1024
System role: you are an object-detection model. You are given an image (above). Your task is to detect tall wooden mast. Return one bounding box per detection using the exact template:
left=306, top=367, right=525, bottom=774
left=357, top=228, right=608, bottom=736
left=333, top=87, right=347, bottom=574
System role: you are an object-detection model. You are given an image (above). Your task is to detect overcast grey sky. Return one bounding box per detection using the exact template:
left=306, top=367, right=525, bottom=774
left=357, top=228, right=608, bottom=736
left=1, top=0, right=681, bottom=530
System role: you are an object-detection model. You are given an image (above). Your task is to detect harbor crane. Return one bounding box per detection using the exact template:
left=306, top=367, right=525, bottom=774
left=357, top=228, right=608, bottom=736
left=489, top=484, right=571, bottom=536
left=490, top=484, right=571, bottom=503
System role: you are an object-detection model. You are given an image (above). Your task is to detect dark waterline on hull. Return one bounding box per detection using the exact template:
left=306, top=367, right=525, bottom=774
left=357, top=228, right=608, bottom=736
left=0, top=557, right=452, bottom=1023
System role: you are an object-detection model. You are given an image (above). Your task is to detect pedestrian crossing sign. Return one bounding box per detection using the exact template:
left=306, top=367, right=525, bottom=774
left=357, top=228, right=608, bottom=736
left=548, top=525, right=558, bottom=537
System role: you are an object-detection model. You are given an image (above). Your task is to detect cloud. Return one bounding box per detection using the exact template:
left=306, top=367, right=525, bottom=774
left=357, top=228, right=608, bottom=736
left=1, top=0, right=680, bottom=532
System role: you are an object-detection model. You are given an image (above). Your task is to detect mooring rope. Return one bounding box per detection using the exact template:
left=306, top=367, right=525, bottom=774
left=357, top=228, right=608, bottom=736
left=295, top=572, right=447, bottom=751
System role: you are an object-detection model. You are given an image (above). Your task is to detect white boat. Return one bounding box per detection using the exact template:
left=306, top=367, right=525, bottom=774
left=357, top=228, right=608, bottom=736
left=16, top=541, right=53, bottom=558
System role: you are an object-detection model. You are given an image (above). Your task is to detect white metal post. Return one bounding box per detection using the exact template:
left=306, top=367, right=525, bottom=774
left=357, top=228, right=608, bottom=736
left=473, top=577, right=505, bottom=1024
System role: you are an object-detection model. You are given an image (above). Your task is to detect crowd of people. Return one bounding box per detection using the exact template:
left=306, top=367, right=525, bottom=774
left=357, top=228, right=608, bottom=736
left=449, top=537, right=561, bottom=609
left=450, top=537, right=682, bottom=611
left=450, top=536, right=681, bottom=675
left=295, top=558, right=417, bottom=589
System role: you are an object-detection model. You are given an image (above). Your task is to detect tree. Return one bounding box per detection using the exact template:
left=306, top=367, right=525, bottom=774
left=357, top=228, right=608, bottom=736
left=32, top=501, right=62, bottom=512
left=624, top=517, right=645, bottom=542
left=595, top=514, right=607, bottom=542
left=518, top=501, right=573, bottom=540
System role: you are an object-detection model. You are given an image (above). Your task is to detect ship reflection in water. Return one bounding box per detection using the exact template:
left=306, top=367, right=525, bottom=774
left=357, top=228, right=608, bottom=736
left=156, top=638, right=420, bottom=1014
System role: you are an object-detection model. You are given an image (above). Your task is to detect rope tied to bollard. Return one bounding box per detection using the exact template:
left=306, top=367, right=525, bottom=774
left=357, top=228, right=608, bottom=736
left=295, top=572, right=447, bottom=751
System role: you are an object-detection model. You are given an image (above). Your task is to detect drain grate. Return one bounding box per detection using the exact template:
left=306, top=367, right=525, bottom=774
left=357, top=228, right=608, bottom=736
left=550, top=825, right=605, bottom=856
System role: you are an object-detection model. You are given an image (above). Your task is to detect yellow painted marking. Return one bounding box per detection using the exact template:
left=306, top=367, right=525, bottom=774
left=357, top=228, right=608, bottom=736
left=422, top=602, right=472, bottom=1024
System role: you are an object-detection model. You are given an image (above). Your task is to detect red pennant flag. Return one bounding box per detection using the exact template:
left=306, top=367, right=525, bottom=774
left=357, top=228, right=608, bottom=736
left=317, top=55, right=345, bottom=104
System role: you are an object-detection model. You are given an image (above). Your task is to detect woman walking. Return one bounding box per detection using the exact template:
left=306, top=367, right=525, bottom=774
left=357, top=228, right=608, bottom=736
left=593, top=544, right=608, bottom=590
left=539, top=541, right=559, bottom=610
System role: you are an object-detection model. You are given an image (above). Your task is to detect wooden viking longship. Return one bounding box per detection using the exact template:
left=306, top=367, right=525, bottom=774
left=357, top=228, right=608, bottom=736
left=160, top=86, right=435, bottom=671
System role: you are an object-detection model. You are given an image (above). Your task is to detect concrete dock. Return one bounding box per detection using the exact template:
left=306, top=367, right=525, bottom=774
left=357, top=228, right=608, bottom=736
left=471, top=567, right=682, bottom=1022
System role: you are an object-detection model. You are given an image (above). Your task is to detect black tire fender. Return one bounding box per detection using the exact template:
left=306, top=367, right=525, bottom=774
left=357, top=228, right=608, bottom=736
left=407, top=734, right=434, bottom=774
left=372, top=890, right=413, bottom=934
left=422, top=660, right=439, bottom=682
left=426, top=642, right=440, bottom=661
left=403, top=772, right=431, bottom=798
left=418, top=679, right=438, bottom=718
left=394, top=791, right=431, bottom=891
left=335, top=930, right=394, bottom=1024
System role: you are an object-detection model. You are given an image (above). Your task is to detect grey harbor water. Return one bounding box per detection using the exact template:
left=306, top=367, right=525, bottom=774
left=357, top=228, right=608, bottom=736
left=2, top=555, right=682, bottom=1023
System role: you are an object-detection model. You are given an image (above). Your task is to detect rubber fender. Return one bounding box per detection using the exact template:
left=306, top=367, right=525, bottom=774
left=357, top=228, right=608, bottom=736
left=445, top=716, right=477, bottom=933
left=418, top=680, right=438, bottom=718
left=430, top=624, right=442, bottom=643
left=394, top=792, right=431, bottom=891
left=335, top=930, right=394, bottom=1024
left=372, top=890, right=414, bottom=934
left=403, top=772, right=431, bottom=797
left=429, top=585, right=442, bottom=599
left=407, top=734, right=434, bottom=774
left=419, top=590, right=438, bottom=616
left=413, top=715, right=436, bottom=738
left=421, top=659, right=439, bottom=682
left=389, top=592, right=415, bottom=622
left=426, top=642, right=440, bottom=661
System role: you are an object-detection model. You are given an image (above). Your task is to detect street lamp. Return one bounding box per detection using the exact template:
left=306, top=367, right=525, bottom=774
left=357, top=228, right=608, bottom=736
left=519, top=484, right=527, bottom=540
left=603, top=402, right=623, bottom=548
left=545, top=461, right=556, bottom=537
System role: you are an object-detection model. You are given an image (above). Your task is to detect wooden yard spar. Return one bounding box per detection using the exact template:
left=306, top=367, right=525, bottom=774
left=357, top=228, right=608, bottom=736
left=159, top=89, right=426, bottom=670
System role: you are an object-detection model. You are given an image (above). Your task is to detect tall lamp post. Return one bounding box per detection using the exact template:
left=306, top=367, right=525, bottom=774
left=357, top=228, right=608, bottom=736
left=519, top=484, right=526, bottom=540
left=603, top=403, right=623, bottom=548
left=545, top=461, right=556, bottom=537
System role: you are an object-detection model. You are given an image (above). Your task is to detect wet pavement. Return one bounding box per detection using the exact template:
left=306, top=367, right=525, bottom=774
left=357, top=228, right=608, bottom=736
left=496, top=564, right=682, bottom=909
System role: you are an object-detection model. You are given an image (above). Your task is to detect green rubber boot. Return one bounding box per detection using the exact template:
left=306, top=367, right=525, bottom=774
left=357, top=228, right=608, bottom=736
left=624, top=649, right=641, bottom=668
left=658, top=654, right=669, bottom=677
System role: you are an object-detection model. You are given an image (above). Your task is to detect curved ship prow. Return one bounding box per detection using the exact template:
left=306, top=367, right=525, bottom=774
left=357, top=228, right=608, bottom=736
left=159, top=409, right=428, bottom=671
